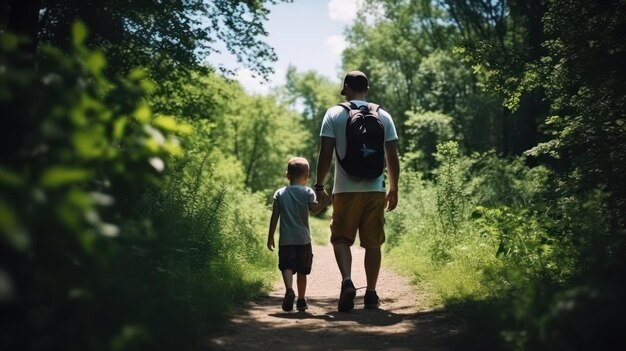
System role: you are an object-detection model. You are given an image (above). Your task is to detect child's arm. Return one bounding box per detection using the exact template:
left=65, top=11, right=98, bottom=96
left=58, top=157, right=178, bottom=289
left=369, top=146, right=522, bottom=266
left=309, top=191, right=330, bottom=215
left=267, top=206, right=279, bottom=251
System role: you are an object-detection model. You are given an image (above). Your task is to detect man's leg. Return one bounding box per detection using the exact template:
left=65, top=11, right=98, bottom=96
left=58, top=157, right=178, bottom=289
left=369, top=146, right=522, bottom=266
left=333, top=242, right=352, bottom=280
left=360, top=192, right=386, bottom=309
left=334, top=242, right=357, bottom=311
left=364, top=247, right=381, bottom=291
left=330, top=193, right=359, bottom=312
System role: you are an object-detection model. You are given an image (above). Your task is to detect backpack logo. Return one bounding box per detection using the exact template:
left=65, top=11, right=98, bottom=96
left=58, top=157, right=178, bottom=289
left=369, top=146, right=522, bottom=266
left=361, top=144, right=376, bottom=158
left=336, top=102, right=385, bottom=179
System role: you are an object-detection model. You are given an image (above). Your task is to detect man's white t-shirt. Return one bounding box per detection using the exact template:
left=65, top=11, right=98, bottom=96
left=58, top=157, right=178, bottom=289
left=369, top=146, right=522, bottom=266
left=320, top=100, right=398, bottom=194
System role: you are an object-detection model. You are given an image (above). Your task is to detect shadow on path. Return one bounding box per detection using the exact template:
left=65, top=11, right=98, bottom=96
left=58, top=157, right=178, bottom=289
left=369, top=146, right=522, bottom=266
left=207, top=245, right=462, bottom=350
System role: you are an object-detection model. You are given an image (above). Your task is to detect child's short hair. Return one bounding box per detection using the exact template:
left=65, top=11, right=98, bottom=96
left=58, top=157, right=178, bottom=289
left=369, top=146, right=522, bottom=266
left=287, top=157, right=309, bottom=178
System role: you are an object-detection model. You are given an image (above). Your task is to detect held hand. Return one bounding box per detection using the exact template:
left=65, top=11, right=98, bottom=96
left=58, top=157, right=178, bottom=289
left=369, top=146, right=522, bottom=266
left=267, top=237, right=275, bottom=251
left=385, top=189, right=398, bottom=212
left=323, top=191, right=332, bottom=206
left=315, top=189, right=330, bottom=207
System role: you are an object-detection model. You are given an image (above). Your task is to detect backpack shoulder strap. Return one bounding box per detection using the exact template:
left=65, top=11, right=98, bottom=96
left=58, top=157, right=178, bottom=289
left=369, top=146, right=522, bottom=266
left=338, top=102, right=358, bottom=111
left=367, top=103, right=380, bottom=113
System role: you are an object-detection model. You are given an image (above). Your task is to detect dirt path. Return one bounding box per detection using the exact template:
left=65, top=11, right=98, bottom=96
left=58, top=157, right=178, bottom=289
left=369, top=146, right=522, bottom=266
left=208, top=244, right=459, bottom=350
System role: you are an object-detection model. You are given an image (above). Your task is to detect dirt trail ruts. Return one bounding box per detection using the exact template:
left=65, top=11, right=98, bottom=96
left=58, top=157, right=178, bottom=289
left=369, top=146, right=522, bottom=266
left=208, top=244, right=459, bottom=351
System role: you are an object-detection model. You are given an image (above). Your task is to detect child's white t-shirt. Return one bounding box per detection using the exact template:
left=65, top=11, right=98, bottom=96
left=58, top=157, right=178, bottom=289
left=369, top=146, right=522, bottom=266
left=273, top=185, right=316, bottom=246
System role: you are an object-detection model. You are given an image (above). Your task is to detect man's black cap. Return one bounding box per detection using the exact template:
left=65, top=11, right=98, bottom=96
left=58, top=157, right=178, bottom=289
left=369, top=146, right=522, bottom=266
left=340, top=70, right=368, bottom=95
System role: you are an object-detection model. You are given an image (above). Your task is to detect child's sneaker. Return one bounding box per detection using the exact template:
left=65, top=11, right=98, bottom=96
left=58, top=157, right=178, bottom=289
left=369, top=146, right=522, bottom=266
left=282, top=288, right=295, bottom=311
left=296, top=298, right=308, bottom=311
left=364, top=290, right=380, bottom=309
left=338, top=279, right=356, bottom=312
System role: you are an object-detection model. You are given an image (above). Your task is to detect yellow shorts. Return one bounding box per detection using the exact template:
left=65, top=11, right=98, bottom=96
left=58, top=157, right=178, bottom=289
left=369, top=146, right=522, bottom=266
left=330, top=192, right=386, bottom=249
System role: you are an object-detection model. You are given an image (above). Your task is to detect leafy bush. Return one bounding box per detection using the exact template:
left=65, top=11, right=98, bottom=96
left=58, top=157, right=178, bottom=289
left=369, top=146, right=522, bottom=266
left=0, top=24, right=274, bottom=350
left=402, top=110, right=455, bottom=172
left=467, top=151, right=550, bottom=207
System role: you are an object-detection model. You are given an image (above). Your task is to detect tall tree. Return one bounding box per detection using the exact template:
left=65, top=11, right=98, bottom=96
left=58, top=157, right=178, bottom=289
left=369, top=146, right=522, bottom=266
left=281, top=66, right=338, bottom=181
left=214, top=93, right=308, bottom=193
left=343, top=0, right=454, bottom=150
left=342, top=0, right=502, bottom=167
left=1, top=0, right=289, bottom=78
left=439, top=0, right=549, bottom=155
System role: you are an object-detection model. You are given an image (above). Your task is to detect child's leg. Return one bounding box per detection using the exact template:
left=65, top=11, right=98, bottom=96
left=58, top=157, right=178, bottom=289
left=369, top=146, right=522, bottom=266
left=296, top=273, right=307, bottom=299
left=282, top=269, right=294, bottom=291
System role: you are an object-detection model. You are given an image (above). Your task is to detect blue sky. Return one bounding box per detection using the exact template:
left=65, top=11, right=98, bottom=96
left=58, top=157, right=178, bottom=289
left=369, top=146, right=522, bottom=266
left=210, top=0, right=362, bottom=94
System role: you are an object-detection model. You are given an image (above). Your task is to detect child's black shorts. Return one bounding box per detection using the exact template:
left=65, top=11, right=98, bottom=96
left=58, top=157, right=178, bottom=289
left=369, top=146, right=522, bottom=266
left=278, top=243, right=313, bottom=275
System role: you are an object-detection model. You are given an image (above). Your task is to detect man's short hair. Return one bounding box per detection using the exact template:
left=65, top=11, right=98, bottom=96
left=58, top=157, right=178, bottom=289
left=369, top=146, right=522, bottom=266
left=287, top=157, right=309, bottom=178
left=340, top=70, right=369, bottom=95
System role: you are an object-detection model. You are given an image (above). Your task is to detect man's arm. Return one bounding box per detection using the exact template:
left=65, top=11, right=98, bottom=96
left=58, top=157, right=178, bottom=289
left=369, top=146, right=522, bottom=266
left=267, top=206, right=279, bottom=251
left=315, top=136, right=335, bottom=188
left=384, top=139, right=400, bottom=211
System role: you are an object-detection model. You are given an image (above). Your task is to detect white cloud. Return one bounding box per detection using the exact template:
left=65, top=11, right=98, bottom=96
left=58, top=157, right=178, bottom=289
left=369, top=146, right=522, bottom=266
left=234, top=68, right=266, bottom=95
left=234, top=67, right=287, bottom=96
left=328, top=0, right=362, bottom=23
left=325, top=35, right=347, bottom=56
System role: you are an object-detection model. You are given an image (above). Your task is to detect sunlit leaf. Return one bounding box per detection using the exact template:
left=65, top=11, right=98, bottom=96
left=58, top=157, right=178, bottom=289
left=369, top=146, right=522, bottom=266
left=40, top=167, right=93, bottom=188
left=87, top=50, right=106, bottom=74
left=162, top=139, right=183, bottom=156
left=134, top=104, right=151, bottom=123
left=153, top=116, right=179, bottom=131
left=143, top=138, right=159, bottom=153
left=72, top=21, right=88, bottom=47
left=139, top=78, right=156, bottom=93
left=176, top=121, right=193, bottom=135
left=113, top=117, right=128, bottom=141
left=72, top=127, right=106, bottom=158
left=128, top=68, right=148, bottom=81
left=67, top=189, right=93, bottom=209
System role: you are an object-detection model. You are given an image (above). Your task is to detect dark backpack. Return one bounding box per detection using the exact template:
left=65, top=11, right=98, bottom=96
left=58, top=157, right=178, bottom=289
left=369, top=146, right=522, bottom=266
left=336, top=102, right=385, bottom=179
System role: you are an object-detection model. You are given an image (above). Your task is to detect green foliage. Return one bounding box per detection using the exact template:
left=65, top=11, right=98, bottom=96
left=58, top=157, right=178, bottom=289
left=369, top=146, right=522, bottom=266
left=212, top=94, right=309, bottom=193
left=0, top=23, right=184, bottom=251
left=433, top=141, right=471, bottom=238
left=469, top=151, right=551, bottom=207
left=472, top=206, right=555, bottom=279
left=344, top=2, right=505, bottom=158
left=0, top=23, right=275, bottom=350
left=385, top=168, right=500, bottom=306
left=384, top=170, right=438, bottom=249
left=402, top=110, right=455, bottom=172
left=24, top=0, right=289, bottom=79
left=150, top=68, right=242, bottom=123
left=281, top=66, right=339, bottom=183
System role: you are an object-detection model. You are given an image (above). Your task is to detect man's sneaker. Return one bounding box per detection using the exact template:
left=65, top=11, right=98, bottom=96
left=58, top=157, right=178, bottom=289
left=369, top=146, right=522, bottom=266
left=338, top=279, right=357, bottom=312
left=296, top=298, right=308, bottom=311
left=364, top=290, right=380, bottom=309
left=282, top=288, right=295, bottom=311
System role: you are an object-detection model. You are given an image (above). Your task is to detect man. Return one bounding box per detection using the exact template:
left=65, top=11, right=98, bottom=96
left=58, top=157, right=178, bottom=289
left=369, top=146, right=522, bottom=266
left=315, top=70, right=400, bottom=312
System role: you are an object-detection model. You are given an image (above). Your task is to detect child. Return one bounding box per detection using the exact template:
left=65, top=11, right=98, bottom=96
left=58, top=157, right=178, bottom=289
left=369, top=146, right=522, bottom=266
left=267, top=157, right=329, bottom=311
